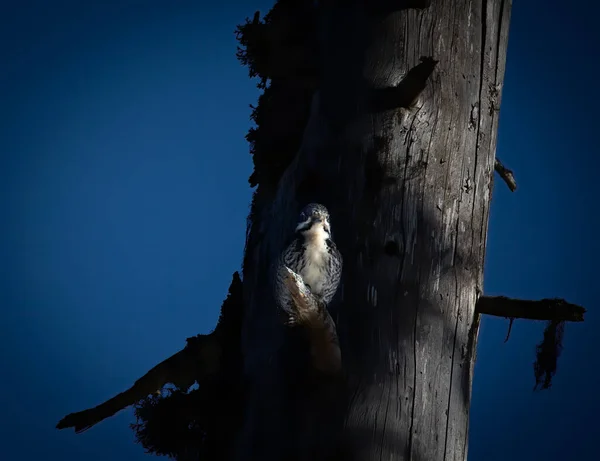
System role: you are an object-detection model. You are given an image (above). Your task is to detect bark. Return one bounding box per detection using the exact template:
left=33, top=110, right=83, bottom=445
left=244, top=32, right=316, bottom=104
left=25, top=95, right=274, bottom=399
left=236, top=1, right=512, bottom=461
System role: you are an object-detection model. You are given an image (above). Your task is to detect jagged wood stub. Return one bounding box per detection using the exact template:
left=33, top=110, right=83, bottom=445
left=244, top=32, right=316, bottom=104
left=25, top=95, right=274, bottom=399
left=494, top=157, right=517, bottom=191
left=236, top=1, right=513, bottom=461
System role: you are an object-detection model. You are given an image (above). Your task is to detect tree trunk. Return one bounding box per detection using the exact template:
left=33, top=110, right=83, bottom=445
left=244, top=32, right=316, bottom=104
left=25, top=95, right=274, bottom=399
left=236, top=1, right=512, bottom=460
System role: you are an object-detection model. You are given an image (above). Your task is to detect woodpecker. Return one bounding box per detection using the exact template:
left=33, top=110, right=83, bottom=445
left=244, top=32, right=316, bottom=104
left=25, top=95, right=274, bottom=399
left=274, top=203, right=343, bottom=319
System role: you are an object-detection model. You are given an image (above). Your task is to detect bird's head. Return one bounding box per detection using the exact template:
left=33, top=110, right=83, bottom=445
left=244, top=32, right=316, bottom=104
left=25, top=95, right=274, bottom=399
left=295, top=203, right=331, bottom=238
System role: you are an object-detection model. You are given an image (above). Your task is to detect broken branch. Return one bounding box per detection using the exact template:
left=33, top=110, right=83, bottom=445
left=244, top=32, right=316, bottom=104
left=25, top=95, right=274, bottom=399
left=282, top=267, right=341, bottom=374
left=476, top=296, right=585, bottom=322
left=56, top=335, right=221, bottom=433
left=55, top=271, right=243, bottom=435
left=494, top=157, right=517, bottom=192
left=368, top=56, right=438, bottom=112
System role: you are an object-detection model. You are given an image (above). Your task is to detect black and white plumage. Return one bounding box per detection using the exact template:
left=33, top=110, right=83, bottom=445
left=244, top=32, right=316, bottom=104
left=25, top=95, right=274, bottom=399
left=274, top=203, right=343, bottom=319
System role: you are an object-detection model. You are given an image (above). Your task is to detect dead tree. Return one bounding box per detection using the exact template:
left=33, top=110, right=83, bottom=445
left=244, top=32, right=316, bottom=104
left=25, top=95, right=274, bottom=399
left=56, top=1, right=586, bottom=460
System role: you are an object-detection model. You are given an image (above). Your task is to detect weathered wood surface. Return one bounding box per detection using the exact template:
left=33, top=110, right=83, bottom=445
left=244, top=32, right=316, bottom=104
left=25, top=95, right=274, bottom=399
left=236, top=1, right=512, bottom=460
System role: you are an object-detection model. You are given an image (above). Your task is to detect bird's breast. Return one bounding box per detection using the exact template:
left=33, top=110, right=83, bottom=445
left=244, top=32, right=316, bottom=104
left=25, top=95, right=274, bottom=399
left=299, top=242, right=330, bottom=297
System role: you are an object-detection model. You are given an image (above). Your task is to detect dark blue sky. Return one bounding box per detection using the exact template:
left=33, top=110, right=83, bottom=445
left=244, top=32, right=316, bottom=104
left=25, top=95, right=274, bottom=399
left=1, top=1, right=598, bottom=460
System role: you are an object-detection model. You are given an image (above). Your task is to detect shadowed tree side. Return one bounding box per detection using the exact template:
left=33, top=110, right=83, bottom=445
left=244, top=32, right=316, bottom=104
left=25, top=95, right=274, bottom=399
left=55, top=1, right=587, bottom=460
